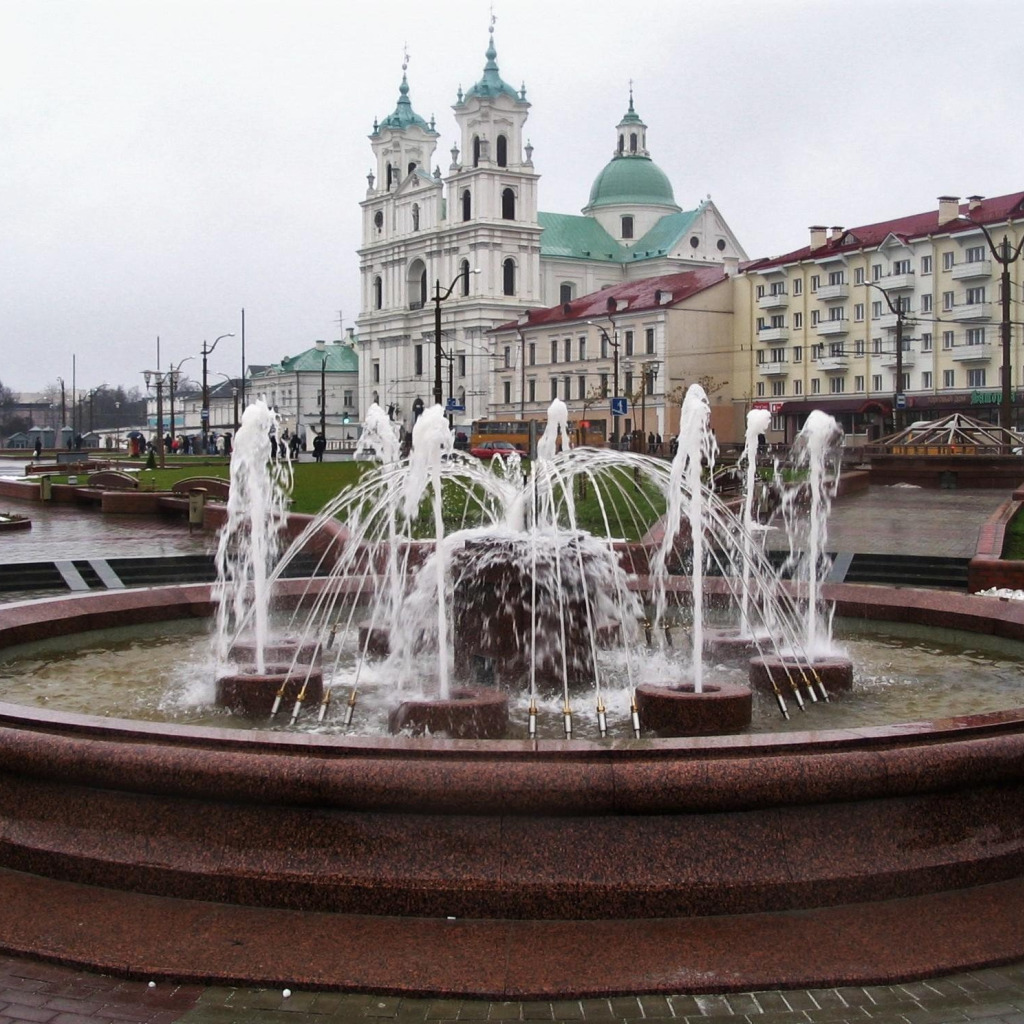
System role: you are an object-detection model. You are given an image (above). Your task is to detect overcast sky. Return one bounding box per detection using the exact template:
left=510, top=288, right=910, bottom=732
left=3, top=0, right=1023, bottom=395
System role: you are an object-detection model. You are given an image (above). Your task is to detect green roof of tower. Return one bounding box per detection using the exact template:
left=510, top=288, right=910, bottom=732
left=584, top=156, right=678, bottom=211
left=374, top=71, right=437, bottom=135
left=270, top=343, right=359, bottom=375
left=459, top=26, right=525, bottom=104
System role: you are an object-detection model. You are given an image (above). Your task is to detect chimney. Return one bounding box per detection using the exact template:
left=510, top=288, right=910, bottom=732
left=829, top=225, right=844, bottom=242
left=345, top=326, right=356, bottom=343
left=938, top=196, right=960, bottom=223
left=809, top=225, right=827, bottom=249
left=967, top=195, right=984, bottom=212
left=315, top=339, right=326, bottom=352
left=722, top=255, right=739, bottom=277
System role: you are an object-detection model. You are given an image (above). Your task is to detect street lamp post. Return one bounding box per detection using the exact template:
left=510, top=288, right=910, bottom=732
left=167, top=357, right=193, bottom=448
left=641, top=360, right=661, bottom=452
left=56, top=377, right=66, bottom=448
left=201, top=333, right=235, bottom=454
left=115, top=401, right=121, bottom=452
left=865, top=281, right=909, bottom=432
left=143, top=370, right=170, bottom=469
left=434, top=268, right=479, bottom=415
left=319, top=356, right=327, bottom=442
left=587, top=320, right=620, bottom=445
left=959, top=214, right=1024, bottom=436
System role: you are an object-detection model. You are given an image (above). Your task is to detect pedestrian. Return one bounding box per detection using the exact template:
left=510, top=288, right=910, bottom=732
left=312, top=432, right=326, bottom=463
left=289, top=433, right=301, bottom=461
left=33, top=437, right=42, bottom=460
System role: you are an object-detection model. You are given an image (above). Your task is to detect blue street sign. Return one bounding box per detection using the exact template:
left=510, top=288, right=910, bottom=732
left=611, top=397, right=628, bottom=417
left=445, top=399, right=465, bottom=413
left=895, top=393, right=907, bottom=409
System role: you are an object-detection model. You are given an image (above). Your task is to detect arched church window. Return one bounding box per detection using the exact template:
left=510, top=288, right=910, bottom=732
left=621, top=215, right=634, bottom=240
left=472, top=136, right=481, bottom=167
left=629, top=133, right=638, bottom=153
left=420, top=268, right=427, bottom=306
left=386, top=163, right=394, bottom=189
left=374, top=210, right=383, bottom=233
left=411, top=204, right=420, bottom=231
left=496, top=135, right=508, bottom=167
left=501, top=188, right=516, bottom=220
left=502, top=258, right=516, bottom=296
left=373, top=276, right=383, bottom=310
left=408, top=161, right=417, bottom=176
left=559, top=282, right=574, bottom=304
left=460, top=259, right=471, bottom=296
left=461, top=189, right=472, bottom=222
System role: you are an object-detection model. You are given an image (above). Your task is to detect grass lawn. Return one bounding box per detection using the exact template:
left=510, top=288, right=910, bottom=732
left=1003, top=506, right=1024, bottom=560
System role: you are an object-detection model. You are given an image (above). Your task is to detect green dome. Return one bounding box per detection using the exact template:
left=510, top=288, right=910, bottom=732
left=585, top=156, right=677, bottom=211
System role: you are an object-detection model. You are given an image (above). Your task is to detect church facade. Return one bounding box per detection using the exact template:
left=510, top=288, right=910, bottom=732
left=354, top=26, right=746, bottom=434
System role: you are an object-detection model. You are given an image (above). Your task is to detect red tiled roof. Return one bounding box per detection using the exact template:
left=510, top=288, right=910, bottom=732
left=747, top=192, right=1024, bottom=271
left=491, top=266, right=728, bottom=332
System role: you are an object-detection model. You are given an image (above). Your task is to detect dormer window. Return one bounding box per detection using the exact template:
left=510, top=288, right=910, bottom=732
left=496, top=135, right=508, bottom=167
left=621, top=215, right=634, bottom=240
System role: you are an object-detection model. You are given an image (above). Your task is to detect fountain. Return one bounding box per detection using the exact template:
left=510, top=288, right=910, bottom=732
left=0, top=389, right=1024, bottom=996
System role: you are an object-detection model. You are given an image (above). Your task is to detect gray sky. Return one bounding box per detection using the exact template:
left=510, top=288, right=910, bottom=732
left=3, top=0, right=1023, bottom=394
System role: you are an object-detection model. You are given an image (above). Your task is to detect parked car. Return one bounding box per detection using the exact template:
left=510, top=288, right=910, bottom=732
left=469, top=440, right=522, bottom=460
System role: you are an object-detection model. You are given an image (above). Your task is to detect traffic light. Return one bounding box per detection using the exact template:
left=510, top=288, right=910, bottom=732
left=342, top=414, right=350, bottom=424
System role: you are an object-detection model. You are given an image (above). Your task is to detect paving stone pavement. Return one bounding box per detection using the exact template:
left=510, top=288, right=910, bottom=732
left=5, top=954, right=1024, bottom=1023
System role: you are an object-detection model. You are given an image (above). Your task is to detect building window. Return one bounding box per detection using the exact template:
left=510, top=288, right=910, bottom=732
left=829, top=307, right=845, bottom=322
left=920, top=293, right=932, bottom=313
left=794, top=380, right=803, bottom=395
left=854, top=267, right=865, bottom=285
left=496, top=134, right=508, bottom=167
left=771, top=346, right=786, bottom=363
left=624, top=372, right=633, bottom=395
left=504, top=346, right=511, bottom=368
left=967, top=368, right=987, bottom=387
left=965, top=245, right=986, bottom=263
left=871, top=301, right=883, bottom=319
left=830, top=377, right=845, bottom=394
left=811, top=310, right=820, bottom=326
left=414, top=345, right=423, bottom=376
left=562, top=337, right=570, bottom=362
left=600, top=373, right=608, bottom=396
left=872, top=374, right=882, bottom=391
left=829, top=270, right=845, bottom=285
left=943, top=330, right=955, bottom=349
left=854, top=303, right=865, bottom=322
left=967, top=327, right=986, bottom=346
left=503, top=381, right=512, bottom=404
left=460, top=259, right=471, bottom=296
left=793, top=312, right=803, bottom=329
left=563, top=376, right=571, bottom=400
left=943, top=369, right=955, bottom=388
left=559, top=282, right=574, bottom=304
left=501, top=187, right=516, bottom=220
left=550, top=378, right=558, bottom=400
left=645, top=328, right=655, bottom=354
left=854, top=339, right=865, bottom=356
left=942, top=251, right=955, bottom=271
left=793, top=345, right=802, bottom=363
left=756, top=382, right=765, bottom=397
left=461, top=189, right=472, bottom=221
left=502, top=258, right=516, bottom=295
left=373, top=276, right=383, bottom=310
left=854, top=375, right=865, bottom=392
left=810, top=275, right=820, bottom=292
left=374, top=209, right=384, bottom=232
left=921, top=254, right=933, bottom=275
left=922, top=371, right=933, bottom=389
left=411, top=204, right=420, bottom=231
left=872, top=337, right=882, bottom=355
left=472, top=136, right=481, bottom=167
left=343, top=390, right=353, bottom=407
left=756, top=284, right=766, bottom=298
left=372, top=361, right=380, bottom=383
left=811, top=378, right=821, bottom=394
left=621, top=215, right=634, bottom=239
left=624, top=330, right=634, bottom=357
left=458, top=354, right=466, bottom=377
left=550, top=340, right=558, bottom=364
left=578, top=337, right=587, bottom=360
left=577, top=376, right=586, bottom=400
left=528, top=343, right=536, bottom=366
left=793, top=278, right=803, bottom=296
left=528, top=379, right=536, bottom=402
left=892, top=259, right=911, bottom=275
left=771, top=380, right=785, bottom=397
left=872, top=264, right=882, bottom=281
left=966, top=286, right=986, bottom=304
left=921, top=333, right=932, bottom=352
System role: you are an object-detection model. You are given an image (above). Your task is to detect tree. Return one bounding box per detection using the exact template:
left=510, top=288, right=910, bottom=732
left=0, top=379, right=23, bottom=435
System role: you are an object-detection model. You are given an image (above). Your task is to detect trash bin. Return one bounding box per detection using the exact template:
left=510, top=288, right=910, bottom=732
left=188, top=488, right=207, bottom=528
left=39, top=475, right=52, bottom=501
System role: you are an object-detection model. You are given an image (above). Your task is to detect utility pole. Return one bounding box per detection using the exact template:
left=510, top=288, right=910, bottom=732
left=866, top=281, right=909, bottom=432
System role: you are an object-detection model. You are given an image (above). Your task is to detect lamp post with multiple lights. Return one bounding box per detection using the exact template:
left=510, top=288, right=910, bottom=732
left=587, top=320, right=621, bottom=445
left=201, top=333, right=234, bottom=454
left=433, top=268, right=479, bottom=414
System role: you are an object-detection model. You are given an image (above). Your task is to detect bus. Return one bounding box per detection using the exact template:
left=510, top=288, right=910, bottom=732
left=469, top=419, right=607, bottom=452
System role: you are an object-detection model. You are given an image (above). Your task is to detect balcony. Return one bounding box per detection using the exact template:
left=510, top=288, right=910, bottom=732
left=952, top=259, right=992, bottom=281
left=952, top=302, right=993, bottom=322
left=816, top=318, right=849, bottom=337
left=756, top=327, right=789, bottom=343
left=877, top=272, right=915, bottom=291
left=816, top=283, right=848, bottom=301
left=878, top=351, right=916, bottom=369
left=757, top=361, right=788, bottom=377
left=816, top=355, right=849, bottom=372
left=951, top=343, right=994, bottom=362
left=877, top=312, right=913, bottom=331
left=757, top=292, right=789, bottom=310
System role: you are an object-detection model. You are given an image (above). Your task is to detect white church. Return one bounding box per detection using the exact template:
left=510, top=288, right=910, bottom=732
left=354, top=24, right=746, bottom=432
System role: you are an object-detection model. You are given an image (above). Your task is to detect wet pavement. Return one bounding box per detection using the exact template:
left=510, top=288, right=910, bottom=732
left=0, top=485, right=1022, bottom=1022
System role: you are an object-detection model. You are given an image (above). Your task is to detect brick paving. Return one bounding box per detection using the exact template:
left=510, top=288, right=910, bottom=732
left=0, top=485, right=1021, bottom=1022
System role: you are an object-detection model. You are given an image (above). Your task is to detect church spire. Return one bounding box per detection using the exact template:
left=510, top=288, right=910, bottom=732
left=614, top=82, right=649, bottom=157
left=374, top=49, right=437, bottom=134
